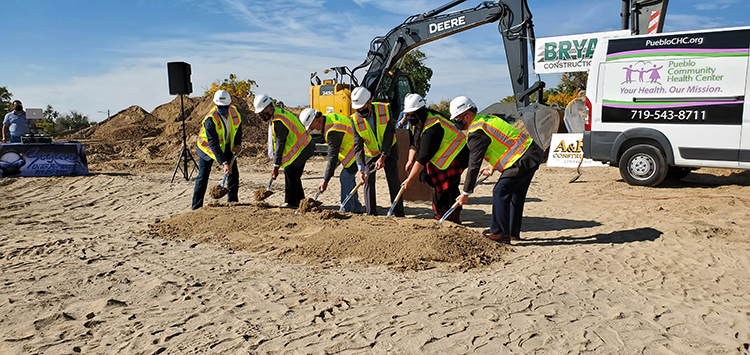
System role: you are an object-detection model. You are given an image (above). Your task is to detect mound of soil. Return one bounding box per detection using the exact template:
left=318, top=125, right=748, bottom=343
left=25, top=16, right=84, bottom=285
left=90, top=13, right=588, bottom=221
left=209, top=184, right=229, bottom=199
left=320, top=210, right=349, bottom=220
left=145, top=204, right=509, bottom=271
left=254, top=189, right=274, bottom=201
left=298, top=197, right=323, bottom=212
left=59, top=93, right=299, bottom=172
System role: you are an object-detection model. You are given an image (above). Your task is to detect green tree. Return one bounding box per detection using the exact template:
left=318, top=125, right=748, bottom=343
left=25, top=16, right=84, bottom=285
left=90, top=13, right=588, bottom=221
left=427, top=99, right=450, bottom=118
left=203, top=74, right=258, bottom=98
left=55, top=110, right=90, bottom=132
left=0, top=86, right=13, bottom=118
left=401, top=49, right=433, bottom=97
left=37, top=104, right=60, bottom=135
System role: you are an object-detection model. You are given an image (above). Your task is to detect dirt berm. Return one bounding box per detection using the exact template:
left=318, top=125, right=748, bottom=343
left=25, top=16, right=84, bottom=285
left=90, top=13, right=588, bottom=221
left=145, top=203, right=509, bottom=271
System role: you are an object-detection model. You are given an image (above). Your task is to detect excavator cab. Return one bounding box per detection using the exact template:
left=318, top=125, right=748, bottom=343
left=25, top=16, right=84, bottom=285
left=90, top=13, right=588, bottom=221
left=376, top=72, right=415, bottom=119
left=309, top=66, right=358, bottom=117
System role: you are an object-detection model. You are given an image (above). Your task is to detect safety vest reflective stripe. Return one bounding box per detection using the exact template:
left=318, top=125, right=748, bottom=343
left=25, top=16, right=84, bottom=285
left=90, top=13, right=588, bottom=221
left=282, top=130, right=310, bottom=164
left=196, top=106, right=241, bottom=161
left=272, top=108, right=311, bottom=168
left=468, top=115, right=530, bottom=171
left=468, top=121, right=514, bottom=148
left=496, top=132, right=530, bottom=170
left=351, top=102, right=395, bottom=157
left=324, top=113, right=356, bottom=168
left=325, top=123, right=353, bottom=135
left=376, top=103, right=388, bottom=125
left=423, top=113, right=467, bottom=170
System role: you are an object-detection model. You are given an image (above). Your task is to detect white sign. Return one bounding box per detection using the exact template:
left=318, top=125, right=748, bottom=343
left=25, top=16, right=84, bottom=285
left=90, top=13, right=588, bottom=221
left=602, top=57, right=746, bottom=103
left=535, top=30, right=630, bottom=74
left=546, top=133, right=609, bottom=168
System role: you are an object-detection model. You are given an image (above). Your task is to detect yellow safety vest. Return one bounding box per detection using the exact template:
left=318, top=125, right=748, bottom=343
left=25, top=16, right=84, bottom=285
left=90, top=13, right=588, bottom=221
left=351, top=102, right=396, bottom=157
left=323, top=113, right=356, bottom=168
left=467, top=114, right=532, bottom=172
left=272, top=107, right=311, bottom=169
left=197, top=105, right=241, bottom=161
left=422, top=112, right=467, bottom=170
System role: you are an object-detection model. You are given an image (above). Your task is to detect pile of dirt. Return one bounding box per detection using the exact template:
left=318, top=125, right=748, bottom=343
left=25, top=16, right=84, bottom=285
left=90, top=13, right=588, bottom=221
left=209, top=184, right=229, bottom=199
left=145, top=204, right=509, bottom=271
left=60, top=93, right=298, bottom=172
left=298, top=197, right=323, bottom=212
left=254, top=188, right=274, bottom=201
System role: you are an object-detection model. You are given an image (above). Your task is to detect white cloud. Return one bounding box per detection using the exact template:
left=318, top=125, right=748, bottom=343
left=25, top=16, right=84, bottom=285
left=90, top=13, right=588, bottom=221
left=694, top=0, right=738, bottom=11
left=8, top=0, right=560, bottom=122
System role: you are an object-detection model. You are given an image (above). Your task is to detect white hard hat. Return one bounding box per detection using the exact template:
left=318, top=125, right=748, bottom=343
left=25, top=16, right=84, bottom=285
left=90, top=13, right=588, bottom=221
left=300, top=108, right=317, bottom=130
left=254, top=94, right=272, bottom=113
left=213, top=90, right=231, bottom=106
left=351, top=87, right=371, bottom=110
left=403, top=93, right=426, bottom=113
left=449, top=96, right=476, bottom=120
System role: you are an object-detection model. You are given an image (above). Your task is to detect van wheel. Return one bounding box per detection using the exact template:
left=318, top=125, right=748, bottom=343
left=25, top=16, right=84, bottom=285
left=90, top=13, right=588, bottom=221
left=666, top=166, right=691, bottom=180
left=619, top=144, right=667, bottom=186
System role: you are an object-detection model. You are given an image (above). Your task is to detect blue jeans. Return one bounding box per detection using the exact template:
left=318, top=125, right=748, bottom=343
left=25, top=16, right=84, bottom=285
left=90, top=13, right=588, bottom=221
left=340, top=167, right=362, bottom=212
left=192, top=155, right=238, bottom=210
left=9, top=135, right=21, bottom=143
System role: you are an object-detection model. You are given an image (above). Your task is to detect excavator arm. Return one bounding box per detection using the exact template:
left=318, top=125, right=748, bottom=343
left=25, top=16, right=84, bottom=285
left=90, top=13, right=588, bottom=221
left=352, top=0, right=544, bottom=112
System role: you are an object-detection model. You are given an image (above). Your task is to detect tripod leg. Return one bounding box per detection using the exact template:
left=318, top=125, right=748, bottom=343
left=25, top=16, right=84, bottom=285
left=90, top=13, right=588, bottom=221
left=171, top=145, right=186, bottom=183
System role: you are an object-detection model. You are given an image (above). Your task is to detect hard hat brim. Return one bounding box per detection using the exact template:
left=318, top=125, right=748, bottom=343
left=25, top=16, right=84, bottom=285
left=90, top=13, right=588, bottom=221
left=351, top=102, right=366, bottom=110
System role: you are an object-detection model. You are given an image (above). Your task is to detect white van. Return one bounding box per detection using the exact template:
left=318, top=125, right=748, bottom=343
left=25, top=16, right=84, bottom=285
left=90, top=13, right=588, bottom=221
left=583, top=26, right=750, bottom=186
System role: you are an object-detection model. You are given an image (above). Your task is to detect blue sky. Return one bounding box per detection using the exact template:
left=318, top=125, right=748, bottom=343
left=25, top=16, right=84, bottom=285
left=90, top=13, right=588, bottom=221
left=3, top=0, right=749, bottom=122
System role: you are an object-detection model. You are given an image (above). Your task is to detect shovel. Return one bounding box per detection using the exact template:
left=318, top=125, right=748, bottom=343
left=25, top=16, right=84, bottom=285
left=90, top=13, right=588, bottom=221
left=339, top=180, right=364, bottom=212
left=437, top=173, right=489, bottom=223
left=439, top=200, right=461, bottom=225
left=255, top=177, right=275, bottom=201
left=210, top=151, right=242, bottom=199
left=569, top=154, right=585, bottom=183
left=386, top=185, right=406, bottom=218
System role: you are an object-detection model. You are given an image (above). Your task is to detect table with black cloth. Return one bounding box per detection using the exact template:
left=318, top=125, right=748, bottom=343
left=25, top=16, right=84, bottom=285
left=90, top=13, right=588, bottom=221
left=0, top=142, right=89, bottom=178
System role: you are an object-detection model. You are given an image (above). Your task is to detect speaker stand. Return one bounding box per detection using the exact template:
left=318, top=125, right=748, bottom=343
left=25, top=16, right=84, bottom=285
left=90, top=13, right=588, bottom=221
left=171, top=94, right=198, bottom=183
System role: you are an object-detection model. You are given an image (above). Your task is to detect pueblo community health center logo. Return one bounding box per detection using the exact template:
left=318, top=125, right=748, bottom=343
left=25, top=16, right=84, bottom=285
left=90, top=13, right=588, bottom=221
left=622, top=61, right=664, bottom=85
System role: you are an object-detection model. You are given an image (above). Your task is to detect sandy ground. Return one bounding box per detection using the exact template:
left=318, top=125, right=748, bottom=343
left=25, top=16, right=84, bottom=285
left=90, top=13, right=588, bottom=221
left=2, top=156, right=750, bottom=354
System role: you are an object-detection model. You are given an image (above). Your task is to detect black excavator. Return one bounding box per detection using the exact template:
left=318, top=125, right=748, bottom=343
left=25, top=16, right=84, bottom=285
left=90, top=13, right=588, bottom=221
left=310, top=0, right=560, bottom=150
left=308, top=0, right=669, bottom=150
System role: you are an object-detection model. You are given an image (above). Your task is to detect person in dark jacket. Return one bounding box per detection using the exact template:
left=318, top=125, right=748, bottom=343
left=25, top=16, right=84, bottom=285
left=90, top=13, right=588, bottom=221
left=192, top=90, right=242, bottom=210
left=399, top=94, right=469, bottom=223
left=255, top=94, right=314, bottom=208
left=299, top=108, right=363, bottom=213
left=450, top=96, right=543, bottom=244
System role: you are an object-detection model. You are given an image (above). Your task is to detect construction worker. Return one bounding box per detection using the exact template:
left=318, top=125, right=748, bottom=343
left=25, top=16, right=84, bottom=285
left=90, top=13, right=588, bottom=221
left=192, top=90, right=242, bottom=210
left=400, top=94, right=469, bottom=223
left=255, top=94, right=314, bottom=208
left=299, top=108, right=363, bottom=213
left=349, top=87, right=404, bottom=217
left=450, top=96, right=543, bottom=244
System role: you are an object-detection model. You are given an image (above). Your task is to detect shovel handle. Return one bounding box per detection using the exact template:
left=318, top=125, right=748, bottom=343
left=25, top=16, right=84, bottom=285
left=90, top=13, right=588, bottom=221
left=386, top=186, right=406, bottom=218
left=439, top=201, right=461, bottom=225
left=477, top=173, right=490, bottom=184
left=314, top=189, right=321, bottom=201
left=266, top=177, right=273, bottom=191
left=221, top=173, right=228, bottom=188
left=339, top=180, right=364, bottom=212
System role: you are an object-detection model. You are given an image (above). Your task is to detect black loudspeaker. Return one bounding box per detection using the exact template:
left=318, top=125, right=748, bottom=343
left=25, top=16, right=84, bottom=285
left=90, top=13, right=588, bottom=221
left=167, top=62, right=192, bottom=95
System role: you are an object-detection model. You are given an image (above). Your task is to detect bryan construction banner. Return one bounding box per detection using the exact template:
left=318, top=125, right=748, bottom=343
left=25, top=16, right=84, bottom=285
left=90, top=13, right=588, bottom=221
left=535, top=30, right=630, bottom=74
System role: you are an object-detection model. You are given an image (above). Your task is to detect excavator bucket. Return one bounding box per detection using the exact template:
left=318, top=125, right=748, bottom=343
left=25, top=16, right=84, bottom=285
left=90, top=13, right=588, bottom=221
left=518, top=103, right=560, bottom=152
